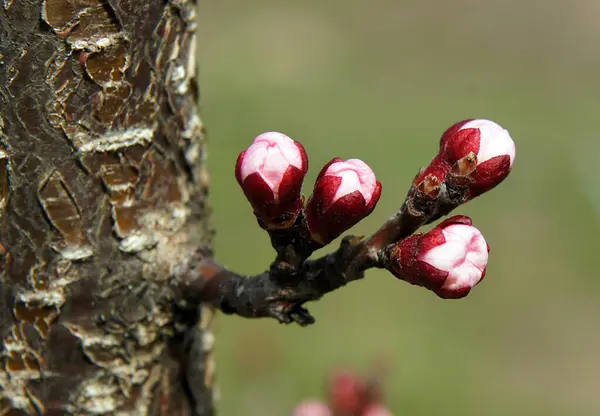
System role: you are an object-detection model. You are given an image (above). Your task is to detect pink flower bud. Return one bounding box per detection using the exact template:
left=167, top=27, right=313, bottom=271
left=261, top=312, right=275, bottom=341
left=439, top=119, right=516, bottom=197
left=306, top=158, right=382, bottom=245
left=293, top=401, right=332, bottom=416
left=329, top=370, right=369, bottom=415
left=390, top=215, right=489, bottom=299
left=362, top=404, right=394, bottom=416
left=235, top=132, right=308, bottom=229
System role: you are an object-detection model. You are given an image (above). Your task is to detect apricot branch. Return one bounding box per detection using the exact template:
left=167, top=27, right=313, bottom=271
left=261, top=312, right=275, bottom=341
left=174, top=120, right=516, bottom=325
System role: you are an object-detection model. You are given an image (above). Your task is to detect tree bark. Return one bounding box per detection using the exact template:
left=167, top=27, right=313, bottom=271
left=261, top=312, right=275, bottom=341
left=0, top=0, right=215, bottom=414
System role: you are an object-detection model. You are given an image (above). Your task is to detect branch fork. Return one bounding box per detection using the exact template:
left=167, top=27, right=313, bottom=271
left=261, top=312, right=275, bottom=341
left=173, top=120, right=516, bottom=325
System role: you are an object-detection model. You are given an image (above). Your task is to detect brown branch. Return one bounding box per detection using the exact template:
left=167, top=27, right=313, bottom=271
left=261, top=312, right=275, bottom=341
left=357, top=164, right=475, bottom=259
left=171, top=162, right=477, bottom=326
left=176, top=235, right=364, bottom=326
left=174, top=197, right=427, bottom=325
left=266, top=211, right=323, bottom=273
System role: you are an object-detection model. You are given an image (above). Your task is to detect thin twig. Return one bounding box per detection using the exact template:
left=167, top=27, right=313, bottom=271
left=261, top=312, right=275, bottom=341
left=173, top=201, right=428, bottom=325
left=172, top=164, right=474, bottom=325
left=177, top=236, right=363, bottom=325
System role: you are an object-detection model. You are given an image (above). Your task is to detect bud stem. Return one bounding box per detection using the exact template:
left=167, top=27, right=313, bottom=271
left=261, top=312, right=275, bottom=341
left=263, top=210, right=326, bottom=277
left=173, top=161, right=487, bottom=324
left=175, top=237, right=364, bottom=325
left=177, top=120, right=512, bottom=323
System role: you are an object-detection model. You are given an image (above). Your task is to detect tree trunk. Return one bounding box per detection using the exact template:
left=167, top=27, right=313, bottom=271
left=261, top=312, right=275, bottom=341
left=0, top=0, right=215, bottom=414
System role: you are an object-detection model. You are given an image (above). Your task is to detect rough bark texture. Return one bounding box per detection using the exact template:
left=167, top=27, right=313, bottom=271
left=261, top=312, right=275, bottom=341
left=0, top=0, right=215, bottom=414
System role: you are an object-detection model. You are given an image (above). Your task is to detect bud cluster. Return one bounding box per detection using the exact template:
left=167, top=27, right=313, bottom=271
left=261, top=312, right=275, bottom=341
left=236, top=132, right=381, bottom=246
left=234, top=118, right=515, bottom=300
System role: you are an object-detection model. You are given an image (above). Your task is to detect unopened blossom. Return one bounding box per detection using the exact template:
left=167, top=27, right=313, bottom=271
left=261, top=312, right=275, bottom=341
left=329, top=370, right=369, bottom=415
left=305, top=158, right=382, bottom=245
left=235, top=132, right=308, bottom=229
left=389, top=215, right=489, bottom=299
left=292, top=400, right=332, bottom=416
left=439, top=119, right=516, bottom=197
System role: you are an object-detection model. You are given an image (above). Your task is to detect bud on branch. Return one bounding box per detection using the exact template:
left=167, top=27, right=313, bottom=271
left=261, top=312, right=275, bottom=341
left=440, top=118, right=516, bottom=198
left=306, top=158, right=382, bottom=245
left=402, top=118, right=516, bottom=233
left=175, top=119, right=514, bottom=326
left=387, top=215, right=489, bottom=299
left=235, top=132, right=308, bottom=229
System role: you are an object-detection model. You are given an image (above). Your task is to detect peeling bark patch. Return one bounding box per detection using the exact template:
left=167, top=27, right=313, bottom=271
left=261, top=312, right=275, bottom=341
left=0, top=263, right=70, bottom=415
left=80, top=145, right=190, bottom=255
left=13, top=301, right=60, bottom=339
left=99, top=163, right=139, bottom=205
left=64, top=312, right=172, bottom=414
left=84, top=43, right=133, bottom=124
left=0, top=329, right=47, bottom=414
left=42, top=0, right=122, bottom=50
left=76, top=126, right=156, bottom=153
left=111, top=204, right=142, bottom=238
left=142, top=150, right=183, bottom=203
left=68, top=374, right=124, bottom=414
left=84, top=43, right=128, bottom=84
left=79, top=150, right=152, bottom=245
left=38, top=171, right=94, bottom=260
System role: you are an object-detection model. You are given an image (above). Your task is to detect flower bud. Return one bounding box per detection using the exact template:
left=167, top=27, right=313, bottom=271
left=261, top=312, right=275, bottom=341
left=306, top=158, right=382, bottom=245
left=235, top=132, right=308, bottom=229
left=293, top=401, right=332, bottom=416
left=363, top=404, right=394, bottom=416
left=439, top=119, right=516, bottom=197
left=389, top=215, right=489, bottom=299
left=329, top=370, right=369, bottom=415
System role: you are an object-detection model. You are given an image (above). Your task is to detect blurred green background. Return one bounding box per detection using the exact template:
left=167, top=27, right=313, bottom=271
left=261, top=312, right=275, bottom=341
left=197, top=1, right=600, bottom=415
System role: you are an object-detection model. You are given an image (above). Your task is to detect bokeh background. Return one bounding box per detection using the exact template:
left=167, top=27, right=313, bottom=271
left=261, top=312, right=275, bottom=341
left=197, top=1, right=600, bottom=415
